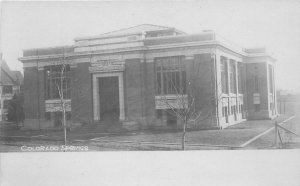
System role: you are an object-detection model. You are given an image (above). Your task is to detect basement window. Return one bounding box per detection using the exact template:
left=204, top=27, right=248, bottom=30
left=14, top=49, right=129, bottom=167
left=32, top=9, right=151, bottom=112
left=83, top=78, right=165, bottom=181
left=3, top=86, right=13, bottom=94
left=254, top=104, right=260, bottom=112
left=45, top=112, right=51, bottom=121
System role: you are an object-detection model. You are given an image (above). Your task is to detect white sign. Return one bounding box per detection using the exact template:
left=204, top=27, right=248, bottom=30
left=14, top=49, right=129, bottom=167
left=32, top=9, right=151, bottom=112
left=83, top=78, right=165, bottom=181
left=222, top=98, right=228, bottom=106
left=155, top=95, right=188, bottom=109
left=89, top=59, right=125, bottom=73
left=253, top=94, right=260, bottom=104
left=45, top=99, right=71, bottom=112
left=239, top=96, right=244, bottom=104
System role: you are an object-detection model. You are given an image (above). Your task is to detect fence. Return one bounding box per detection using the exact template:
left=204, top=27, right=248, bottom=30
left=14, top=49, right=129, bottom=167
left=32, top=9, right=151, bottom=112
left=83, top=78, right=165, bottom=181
left=274, top=120, right=300, bottom=148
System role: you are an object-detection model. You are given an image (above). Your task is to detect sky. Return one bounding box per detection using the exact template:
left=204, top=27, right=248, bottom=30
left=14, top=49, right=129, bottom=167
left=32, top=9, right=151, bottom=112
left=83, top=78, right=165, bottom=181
left=0, top=0, right=300, bottom=91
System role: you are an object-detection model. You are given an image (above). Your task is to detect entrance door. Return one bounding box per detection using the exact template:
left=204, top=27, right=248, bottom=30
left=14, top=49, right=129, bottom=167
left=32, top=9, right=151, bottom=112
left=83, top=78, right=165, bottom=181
left=99, top=77, right=120, bottom=121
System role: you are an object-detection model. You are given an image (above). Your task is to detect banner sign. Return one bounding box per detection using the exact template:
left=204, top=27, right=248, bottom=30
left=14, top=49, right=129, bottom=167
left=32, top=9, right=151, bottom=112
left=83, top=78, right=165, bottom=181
left=45, top=99, right=71, bottom=112
left=155, top=95, right=188, bottom=109
left=89, top=59, right=125, bottom=73
left=253, top=94, right=260, bottom=104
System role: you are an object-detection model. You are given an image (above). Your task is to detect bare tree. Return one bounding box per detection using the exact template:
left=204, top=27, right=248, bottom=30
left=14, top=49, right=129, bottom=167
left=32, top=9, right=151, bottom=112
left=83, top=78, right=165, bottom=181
left=43, top=46, right=93, bottom=146
left=158, top=56, right=222, bottom=150
left=47, top=47, right=71, bottom=146
left=54, top=64, right=69, bottom=146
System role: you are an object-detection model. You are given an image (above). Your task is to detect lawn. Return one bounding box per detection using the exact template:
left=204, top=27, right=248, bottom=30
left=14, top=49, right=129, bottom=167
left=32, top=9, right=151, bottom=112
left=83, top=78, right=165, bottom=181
left=85, top=115, right=293, bottom=150
left=1, top=114, right=297, bottom=151
left=247, top=115, right=300, bottom=149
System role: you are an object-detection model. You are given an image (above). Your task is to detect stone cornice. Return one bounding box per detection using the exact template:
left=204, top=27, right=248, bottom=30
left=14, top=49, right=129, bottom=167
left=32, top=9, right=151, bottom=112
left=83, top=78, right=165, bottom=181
left=19, top=54, right=67, bottom=62
left=19, top=40, right=276, bottom=65
left=247, top=54, right=276, bottom=62
left=19, top=47, right=146, bottom=62
left=74, top=32, right=144, bottom=41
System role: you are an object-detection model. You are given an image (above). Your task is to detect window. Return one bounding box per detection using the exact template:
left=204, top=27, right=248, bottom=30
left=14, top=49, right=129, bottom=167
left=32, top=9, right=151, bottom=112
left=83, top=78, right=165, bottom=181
left=237, top=63, right=243, bottom=93
left=66, top=112, right=72, bottom=121
left=220, top=57, right=228, bottom=93
left=238, top=104, right=242, bottom=113
left=222, top=107, right=225, bottom=117
left=231, top=105, right=235, bottom=115
left=155, top=56, right=186, bottom=95
left=230, top=97, right=237, bottom=115
left=53, top=111, right=72, bottom=126
left=254, top=65, right=259, bottom=92
left=241, top=104, right=245, bottom=119
left=45, top=112, right=51, bottom=121
left=254, top=104, right=260, bottom=112
left=45, top=65, right=71, bottom=99
left=224, top=107, right=228, bottom=123
left=268, top=65, right=274, bottom=93
left=2, top=86, right=13, bottom=94
left=222, top=98, right=228, bottom=118
left=156, top=110, right=163, bottom=119
left=254, top=76, right=259, bottom=92
left=166, top=109, right=177, bottom=126
left=229, top=60, right=236, bottom=93
left=270, top=103, right=273, bottom=110
left=2, top=100, right=10, bottom=109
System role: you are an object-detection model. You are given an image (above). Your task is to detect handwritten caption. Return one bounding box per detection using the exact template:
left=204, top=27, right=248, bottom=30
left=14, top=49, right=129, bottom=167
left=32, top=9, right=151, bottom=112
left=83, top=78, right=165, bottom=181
left=21, top=145, right=89, bottom=152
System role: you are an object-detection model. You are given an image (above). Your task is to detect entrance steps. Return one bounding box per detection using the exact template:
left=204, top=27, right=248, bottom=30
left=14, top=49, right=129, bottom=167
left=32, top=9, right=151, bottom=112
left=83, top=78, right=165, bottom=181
left=0, top=121, right=20, bottom=130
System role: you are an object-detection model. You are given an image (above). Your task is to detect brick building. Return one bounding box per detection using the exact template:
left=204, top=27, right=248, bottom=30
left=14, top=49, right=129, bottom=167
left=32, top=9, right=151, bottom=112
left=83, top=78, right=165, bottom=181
left=19, top=24, right=278, bottom=129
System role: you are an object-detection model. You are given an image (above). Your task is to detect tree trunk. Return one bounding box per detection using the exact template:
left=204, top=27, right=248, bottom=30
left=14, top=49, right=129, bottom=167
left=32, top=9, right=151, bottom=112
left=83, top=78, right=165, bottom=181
left=63, top=104, right=67, bottom=146
left=182, top=120, right=186, bottom=150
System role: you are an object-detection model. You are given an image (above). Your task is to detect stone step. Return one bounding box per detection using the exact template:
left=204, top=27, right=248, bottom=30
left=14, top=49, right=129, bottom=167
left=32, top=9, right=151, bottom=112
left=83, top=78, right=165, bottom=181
left=0, top=122, right=20, bottom=130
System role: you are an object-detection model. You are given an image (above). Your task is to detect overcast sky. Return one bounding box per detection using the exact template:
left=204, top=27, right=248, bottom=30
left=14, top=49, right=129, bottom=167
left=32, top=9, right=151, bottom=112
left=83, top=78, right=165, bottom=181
left=1, top=0, right=299, bottom=91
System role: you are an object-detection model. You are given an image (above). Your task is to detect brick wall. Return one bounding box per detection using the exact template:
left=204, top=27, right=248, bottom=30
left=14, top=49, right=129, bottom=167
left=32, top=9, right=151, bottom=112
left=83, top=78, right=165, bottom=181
left=246, top=62, right=270, bottom=119
left=191, top=53, right=217, bottom=128
left=124, top=59, right=143, bottom=122
left=23, top=67, right=39, bottom=119
left=38, top=69, right=45, bottom=120
left=71, top=63, right=93, bottom=124
left=23, top=67, right=48, bottom=128
left=143, top=61, right=156, bottom=125
left=193, top=54, right=215, bottom=110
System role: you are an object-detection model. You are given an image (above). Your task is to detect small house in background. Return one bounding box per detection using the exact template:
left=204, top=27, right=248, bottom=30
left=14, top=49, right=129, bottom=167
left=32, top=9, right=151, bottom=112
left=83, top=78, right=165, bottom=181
left=19, top=24, right=278, bottom=130
left=277, top=90, right=300, bottom=115
left=0, top=53, right=24, bottom=122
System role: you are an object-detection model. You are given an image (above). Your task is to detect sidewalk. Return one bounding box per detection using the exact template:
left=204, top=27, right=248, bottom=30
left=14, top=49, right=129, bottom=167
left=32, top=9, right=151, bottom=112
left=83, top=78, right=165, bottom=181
left=72, top=115, right=295, bottom=150
left=246, top=115, right=300, bottom=149
left=1, top=114, right=296, bottom=150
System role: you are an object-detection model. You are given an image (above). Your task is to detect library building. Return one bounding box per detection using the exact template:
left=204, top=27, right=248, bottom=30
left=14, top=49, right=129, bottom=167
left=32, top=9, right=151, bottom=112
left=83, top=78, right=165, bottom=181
left=19, top=24, right=278, bottom=130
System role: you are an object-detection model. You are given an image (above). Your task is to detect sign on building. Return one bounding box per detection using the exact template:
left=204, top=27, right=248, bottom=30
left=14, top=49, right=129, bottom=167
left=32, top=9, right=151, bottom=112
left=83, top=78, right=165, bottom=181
left=89, top=59, right=125, bottom=73
left=155, top=95, right=188, bottom=109
left=45, top=99, right=71, bottom=112
left=253, top=93, right=260, bottom=104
